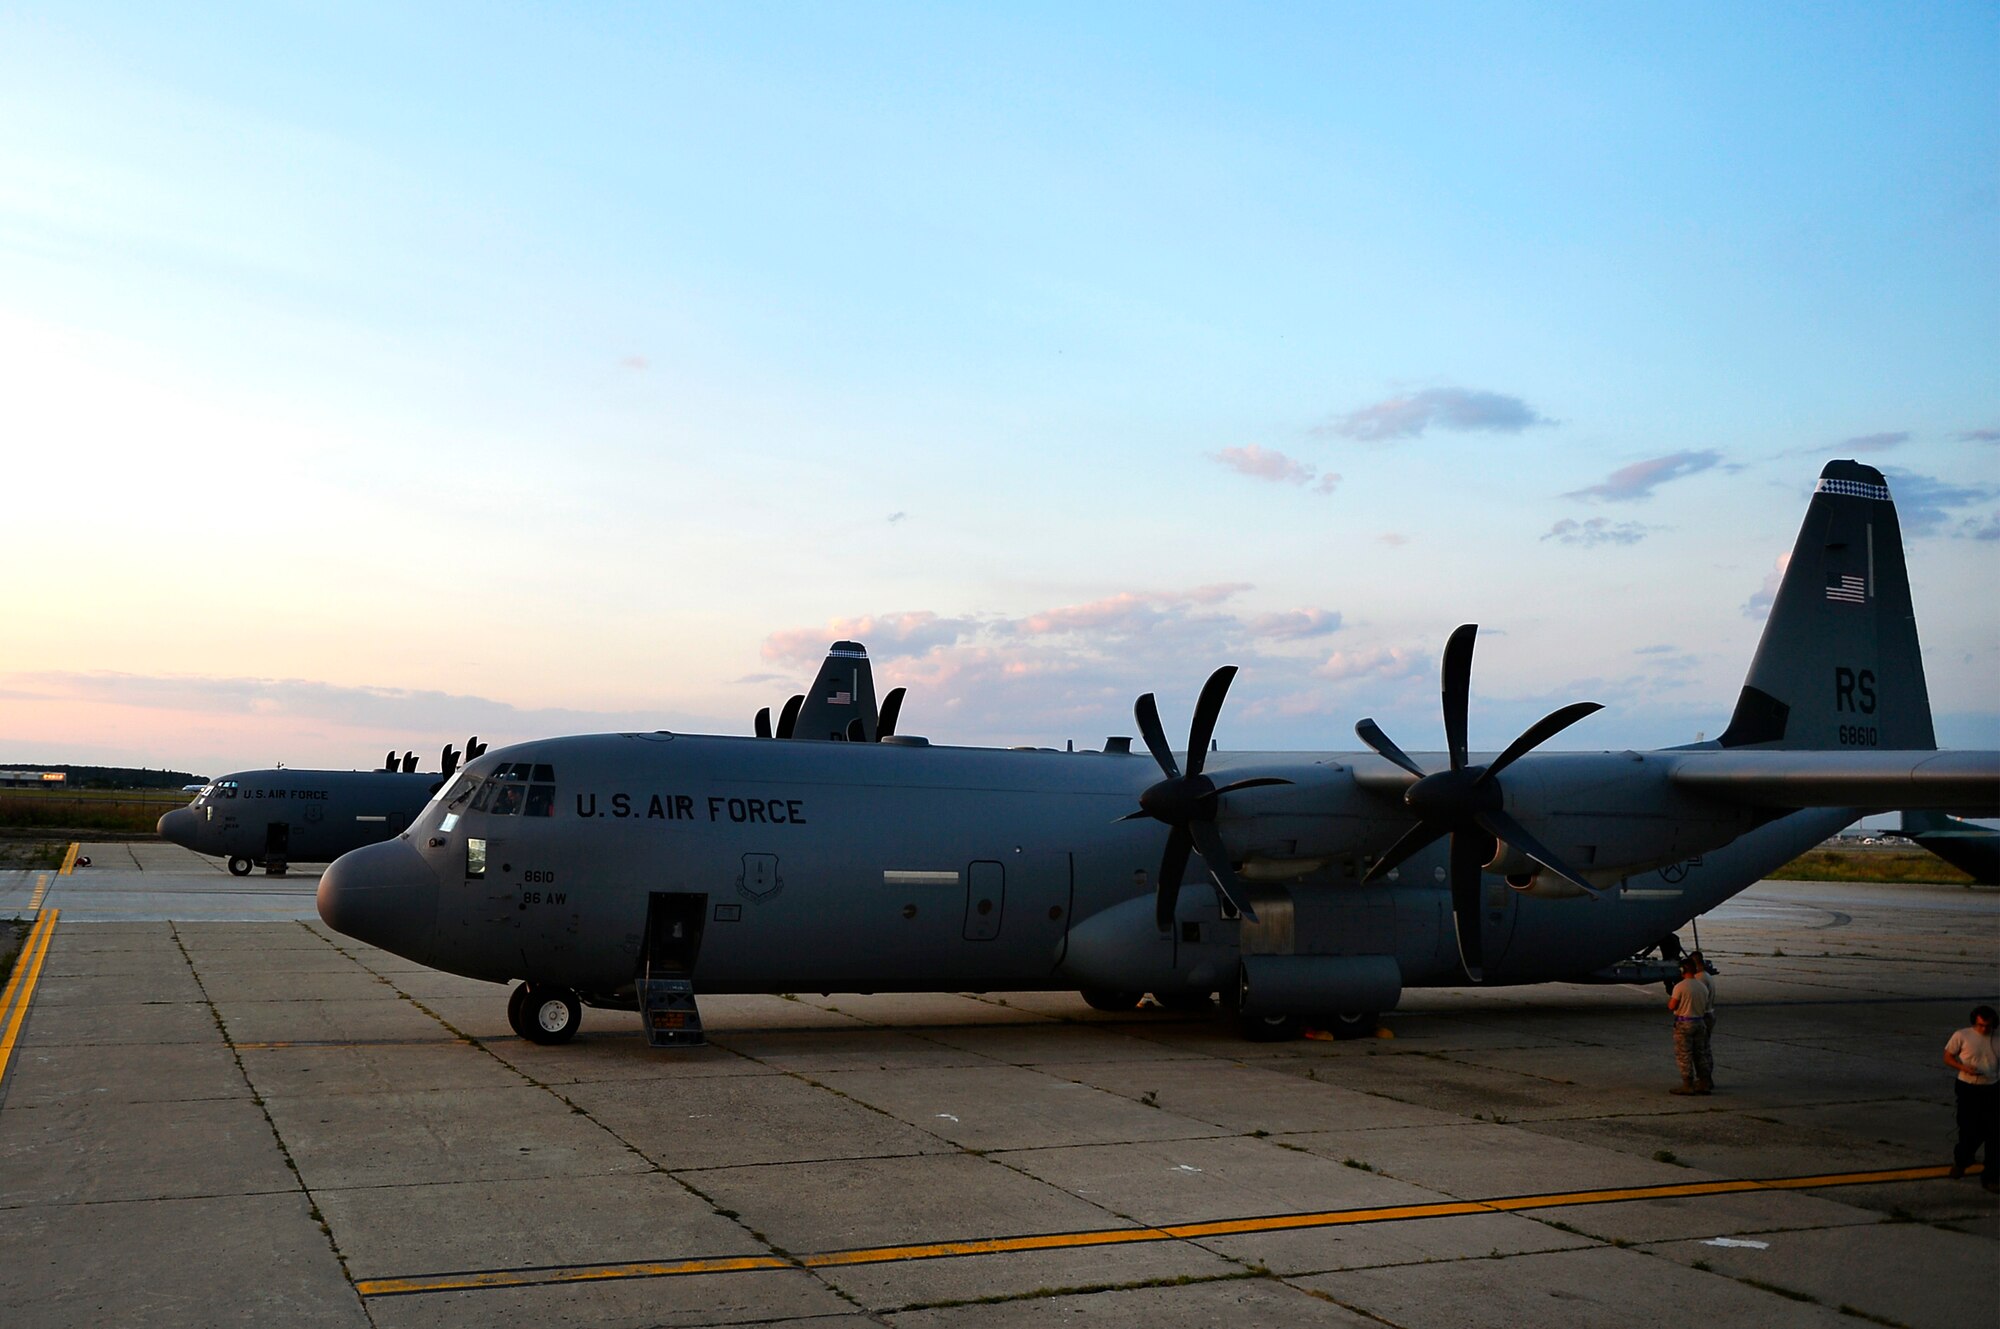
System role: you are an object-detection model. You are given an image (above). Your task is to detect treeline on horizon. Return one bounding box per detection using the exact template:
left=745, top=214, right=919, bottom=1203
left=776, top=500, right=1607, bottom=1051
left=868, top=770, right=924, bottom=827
left=1, top=764, right=204, bottom=789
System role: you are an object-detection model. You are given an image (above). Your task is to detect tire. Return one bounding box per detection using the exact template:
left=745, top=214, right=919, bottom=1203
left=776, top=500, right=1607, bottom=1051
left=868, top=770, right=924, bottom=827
left=1238, top=1012, right=1300, bottom=1042
left=1328, top=1011, right=1378, bottom=1041
left=506, top=982, right=534, bottom=1039
left=1080, top=989, right=1144, bottom=1012
left=518, top=985, right=582, bottom=1044
left=227, top=857, right=253, bottom=877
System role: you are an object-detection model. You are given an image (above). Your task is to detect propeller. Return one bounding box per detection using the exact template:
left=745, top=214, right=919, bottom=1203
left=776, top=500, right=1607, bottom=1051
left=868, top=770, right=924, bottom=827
left=440, top=743, right=461, bottom=778
left=400, top=751, right=418, bottom=774
left=877, top=687, right=906, bottom=739
left=383, top=749, right=397, bottom=772
left=1354, top=624, right=1603, bottom=981
left=1119, top=665, right=1292, bottom=930
left=466, top=736, right=487, bottom=760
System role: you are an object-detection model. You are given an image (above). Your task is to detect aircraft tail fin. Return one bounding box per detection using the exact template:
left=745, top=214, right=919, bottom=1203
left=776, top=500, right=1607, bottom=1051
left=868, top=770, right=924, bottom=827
left=790, top=640, right=881, bottom=742
left=1719, top=460, right=1936, bottom=751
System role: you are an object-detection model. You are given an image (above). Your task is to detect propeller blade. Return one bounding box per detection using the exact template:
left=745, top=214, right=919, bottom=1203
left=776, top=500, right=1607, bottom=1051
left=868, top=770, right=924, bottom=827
left=1362, top=817, right=1447, bottom=884
left=467, top=736, right=486, bottom=759
left=1133, top=693, right=1181, bottom=780
left=754, top=707, right=773, bottom=739
left=845, top=717, right=865, bottom=742
left=1449, top=829, right=1488, bottom=981
left=1355, top=718, right=1428, bottom=779
left=1442, top=624, right=1476, bottom=771
left=1155, top=824, right=1193, bottom=931
left=1474, top=808, right=1603, bottom=898
left=776, top=694, right=803, bottom=739
left=1477, top=701, right=1605, bottom=784
left=1188, top=818, right=1259, bottom=923
left=1184, top=665, right=1238, bottom=780
left=441, top=744, right=460, bottom=778
left=1211, top=775, right=1294, bottom=796
left=402, top=751, right=417, bottom=774
left=384, top=750, right=397, bottom=772
left=877, top=687, right=906, bottom=739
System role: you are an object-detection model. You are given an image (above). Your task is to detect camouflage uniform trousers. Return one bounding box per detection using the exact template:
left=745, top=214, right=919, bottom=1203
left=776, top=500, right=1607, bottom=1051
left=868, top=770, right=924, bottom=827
left=1673, top=1019, right=1712, bottom=1086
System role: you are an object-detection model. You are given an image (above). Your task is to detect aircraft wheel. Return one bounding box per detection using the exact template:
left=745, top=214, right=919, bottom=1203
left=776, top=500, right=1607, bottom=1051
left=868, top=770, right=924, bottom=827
left=505, top=983, right=533, bottom=1038
left=1327, top=1011, right=1378, bottom=1041
left=1238, top=1012, right=1300, bottom=1042
left=227, top=857, right=253, bottom=877
left=1080, top=989, right=1143, bottom=1012
left=518, top=985, right=582, bottom=1044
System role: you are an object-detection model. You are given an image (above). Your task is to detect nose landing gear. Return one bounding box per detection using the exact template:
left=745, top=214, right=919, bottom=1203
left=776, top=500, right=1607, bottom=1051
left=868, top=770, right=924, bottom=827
left=507, top=982, right=582, bottom=1044
left=228, top=857, right=254, bottom=877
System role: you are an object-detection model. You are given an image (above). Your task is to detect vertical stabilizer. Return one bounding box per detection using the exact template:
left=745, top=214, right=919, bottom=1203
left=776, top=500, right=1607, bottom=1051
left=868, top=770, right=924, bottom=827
left=790, top=641, right=881, bottom=741
left=1719, top=461, right=1935, bottom=751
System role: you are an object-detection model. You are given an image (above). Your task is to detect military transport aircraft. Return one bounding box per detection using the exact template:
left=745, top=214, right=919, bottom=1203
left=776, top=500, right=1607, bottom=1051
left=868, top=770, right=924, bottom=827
left=1900, top=810, right=2000, bottom=884
left=159, top=739, right=486, bottom=875
left=318, top=461, right=2000, bottom=1045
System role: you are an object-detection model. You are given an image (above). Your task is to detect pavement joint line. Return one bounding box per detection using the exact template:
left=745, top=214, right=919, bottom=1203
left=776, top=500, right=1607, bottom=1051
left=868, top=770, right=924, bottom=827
left=0, top=908, right=60, bottom=1091
left=349, top=1161, right=1978, bottom=1299
left=58, top=843, right=78, bottom=875
left=234, top=1037, right=476, bottom=1050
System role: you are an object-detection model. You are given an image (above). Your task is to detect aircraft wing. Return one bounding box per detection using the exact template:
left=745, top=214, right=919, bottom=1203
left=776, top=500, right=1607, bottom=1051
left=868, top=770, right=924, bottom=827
left=1663, top=749, right=2000, bottom=815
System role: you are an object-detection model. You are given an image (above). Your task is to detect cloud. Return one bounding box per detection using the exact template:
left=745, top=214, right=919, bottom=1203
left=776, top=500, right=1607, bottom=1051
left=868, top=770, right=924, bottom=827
left=1956, top=428, right=2000, bottom=443
left=1839, top=431, right=1910, bottom=452
left=1209, top=445, right=1340, bottom=494
left=1565, top=450, right=1724, bottom=503
left=762, top=611, right=977, bottom=665
left=887, top=511, right=908, bottom=524
left=1881, top=468, right=2000, bottom=536
left=1376, top=533, right=1410, bottom=547
left=619, top=355, right=648, bottom=370
left=1541, top=517, right=1649, bottom=546
left=1961, top=513, right=2000, bottom=541
left=1742, top=552, right=1790, bottom=620
left=1317, top=388, right=1551, bottom=442
left=1013, top=584, right=1252, bottom=638
left=1315, top=645, right=1431, bottom=683
left=5, top=671, right=685, bottom=743
left=1245, top=609, right=1342, bottom=640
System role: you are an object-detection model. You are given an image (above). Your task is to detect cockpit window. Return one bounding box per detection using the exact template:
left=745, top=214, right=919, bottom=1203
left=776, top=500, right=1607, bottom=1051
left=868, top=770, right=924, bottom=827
left=215, top=780, right=239, bottom=800
left=469, top=762, right=557, bottom=817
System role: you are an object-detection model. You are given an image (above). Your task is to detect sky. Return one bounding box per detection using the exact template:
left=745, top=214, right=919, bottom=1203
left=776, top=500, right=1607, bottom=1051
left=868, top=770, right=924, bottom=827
left=1, top=2, right=1995, bottom=778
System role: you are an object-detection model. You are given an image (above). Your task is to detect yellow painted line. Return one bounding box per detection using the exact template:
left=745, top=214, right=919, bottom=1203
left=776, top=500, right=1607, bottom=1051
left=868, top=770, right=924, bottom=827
left=354, top=1161, right=1977, bottom=1299
left=58, top=843, right=79, bottom=875
left=27, top=873, right=49, bottom=911
left=0, top=909, right=60, bottom=1088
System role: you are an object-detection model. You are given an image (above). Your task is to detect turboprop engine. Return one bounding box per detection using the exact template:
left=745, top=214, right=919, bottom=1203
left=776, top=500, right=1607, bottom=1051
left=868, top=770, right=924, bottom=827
left=1486, top=751, right=1762, bottom=896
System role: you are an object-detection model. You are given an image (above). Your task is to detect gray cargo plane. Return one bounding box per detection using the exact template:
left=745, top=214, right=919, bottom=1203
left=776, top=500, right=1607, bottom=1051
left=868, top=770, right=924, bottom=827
left=159, top=739, right=485, bottom=875
left=319, top=461, right=1999, bottom=1045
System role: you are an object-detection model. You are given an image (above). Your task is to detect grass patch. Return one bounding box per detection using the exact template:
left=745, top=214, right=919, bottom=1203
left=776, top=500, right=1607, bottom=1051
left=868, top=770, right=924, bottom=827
left=0, top=787, right=186, bottom=835
left=1769, top=846, right=1974, bottom=886
left=1653, top=1149, right=1685, bottom=1167
left=0, top=838, right=66, bottom=869
left=1, top=917, right=31, bottom=991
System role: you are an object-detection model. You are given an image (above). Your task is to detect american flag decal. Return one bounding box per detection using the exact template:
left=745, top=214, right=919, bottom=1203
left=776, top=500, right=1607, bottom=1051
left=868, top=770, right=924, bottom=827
left=828, top=690, right=851, bottom=705
left=1825, top=574, right=1866, bottom=604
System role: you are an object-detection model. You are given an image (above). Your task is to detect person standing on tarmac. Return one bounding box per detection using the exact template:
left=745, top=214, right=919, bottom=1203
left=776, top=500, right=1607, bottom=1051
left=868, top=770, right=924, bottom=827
left=1668, top=956, right=1713, bottom=1096
left=1943, top=1004, right=1998, bottom=1191
left=1690, top=950, right=1717, bottom=1088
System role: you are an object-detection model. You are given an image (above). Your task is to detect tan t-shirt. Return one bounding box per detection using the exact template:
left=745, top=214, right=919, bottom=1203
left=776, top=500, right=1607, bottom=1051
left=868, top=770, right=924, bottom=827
left=1945, top=1027, right=1998, bottom=1084
left=1670, top=977, right=1711, bottom=1019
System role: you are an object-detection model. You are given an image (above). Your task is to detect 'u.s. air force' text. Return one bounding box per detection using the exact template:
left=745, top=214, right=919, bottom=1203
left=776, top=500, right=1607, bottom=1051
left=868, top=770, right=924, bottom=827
left=575, top=793, right=807, bottom=824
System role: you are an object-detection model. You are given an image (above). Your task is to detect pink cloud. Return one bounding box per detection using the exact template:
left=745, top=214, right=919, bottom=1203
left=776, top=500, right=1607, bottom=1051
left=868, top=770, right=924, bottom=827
left=1209, top=445, right=1341, bottom=495
left=1316, top=645, right=1431, bottom=682
left=762, top=611, right=974, bottom=665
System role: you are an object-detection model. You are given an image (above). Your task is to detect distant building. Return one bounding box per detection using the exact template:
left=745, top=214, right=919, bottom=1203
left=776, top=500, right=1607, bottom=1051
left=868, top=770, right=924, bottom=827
left=0, top=770, right=67, bottom=788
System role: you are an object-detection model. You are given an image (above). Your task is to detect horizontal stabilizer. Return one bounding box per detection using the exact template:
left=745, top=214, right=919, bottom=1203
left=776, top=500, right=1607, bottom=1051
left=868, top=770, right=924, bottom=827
left=1667, top=749, right=1999, bottom=815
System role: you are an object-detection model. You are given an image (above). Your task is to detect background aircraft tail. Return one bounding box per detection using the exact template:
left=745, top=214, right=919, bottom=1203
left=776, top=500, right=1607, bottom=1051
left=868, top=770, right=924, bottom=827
left=790, top=640, right=882, bottom=741
left=1718, top=460, right=1936, bottom=751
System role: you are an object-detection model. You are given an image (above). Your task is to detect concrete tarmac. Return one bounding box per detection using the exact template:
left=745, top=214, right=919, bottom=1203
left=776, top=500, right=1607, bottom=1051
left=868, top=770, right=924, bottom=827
left=1, top=844, right=1995, bottom=1327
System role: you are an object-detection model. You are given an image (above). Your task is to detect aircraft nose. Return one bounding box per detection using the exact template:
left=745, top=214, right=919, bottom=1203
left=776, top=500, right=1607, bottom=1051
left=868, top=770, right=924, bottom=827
left=318, top=839, right=440, bottom=963
left=157, top=807, right=196, bottom=846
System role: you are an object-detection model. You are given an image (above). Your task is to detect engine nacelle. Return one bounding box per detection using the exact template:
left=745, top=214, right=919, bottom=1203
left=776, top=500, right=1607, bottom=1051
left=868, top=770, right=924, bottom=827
left=1494, top=751, right=1760, bottom=882
left=1214, top=762, right=1411, bottom=880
